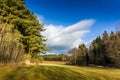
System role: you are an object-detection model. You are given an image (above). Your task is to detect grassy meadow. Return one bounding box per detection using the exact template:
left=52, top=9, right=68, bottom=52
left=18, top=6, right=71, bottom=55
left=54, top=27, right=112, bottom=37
left=0, top=62, right=120, bottom=80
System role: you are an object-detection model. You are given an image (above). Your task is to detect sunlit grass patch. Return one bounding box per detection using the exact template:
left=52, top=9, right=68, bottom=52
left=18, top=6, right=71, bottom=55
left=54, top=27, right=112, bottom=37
left=0, top=64, right=120, bottom=80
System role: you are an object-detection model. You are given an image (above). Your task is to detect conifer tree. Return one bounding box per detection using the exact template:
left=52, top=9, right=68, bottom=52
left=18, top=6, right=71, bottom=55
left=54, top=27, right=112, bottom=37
left=109, top=32, right=120, bottom=67
left=0, top=0, right=48, bottom=62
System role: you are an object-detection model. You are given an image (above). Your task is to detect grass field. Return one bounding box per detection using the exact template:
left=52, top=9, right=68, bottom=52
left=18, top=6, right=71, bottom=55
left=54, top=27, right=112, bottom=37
left=0, top=62, right=120, bottom=80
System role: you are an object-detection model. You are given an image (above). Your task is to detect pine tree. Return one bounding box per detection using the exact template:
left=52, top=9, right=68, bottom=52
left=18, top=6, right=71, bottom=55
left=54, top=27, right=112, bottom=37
left=0, top=0, right=48, bottom=63
left=89, top=36, right=102, bottom=65
left=78, top=44, right=86, bottom=65
left=102, top=31, right=110, bottom=65
left=109, top=32, right=120, bottom=67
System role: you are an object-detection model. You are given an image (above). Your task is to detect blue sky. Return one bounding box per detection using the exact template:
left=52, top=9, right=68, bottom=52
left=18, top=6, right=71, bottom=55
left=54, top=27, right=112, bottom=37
left=26, top=0, right=120, bottom=54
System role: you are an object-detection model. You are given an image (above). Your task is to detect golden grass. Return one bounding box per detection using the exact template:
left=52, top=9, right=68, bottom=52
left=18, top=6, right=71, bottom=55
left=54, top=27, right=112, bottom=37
left=40, top=61, right=67, bottom=65
left=0, top=63, right=120, bottom=80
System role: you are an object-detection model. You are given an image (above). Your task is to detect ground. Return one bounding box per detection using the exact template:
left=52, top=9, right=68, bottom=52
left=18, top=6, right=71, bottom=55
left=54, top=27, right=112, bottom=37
left=0, top=61, right=120, bottom=80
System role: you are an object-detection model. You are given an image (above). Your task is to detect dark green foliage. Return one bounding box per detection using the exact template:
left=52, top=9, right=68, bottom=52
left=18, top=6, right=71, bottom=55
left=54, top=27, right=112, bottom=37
left=68, top=30, right=120, bottom=67
left=90, top=36, right=104, bottom=65
left=42, top=54, right=67, bottom=61
left=0, top=0, right=48, bottom=63
left=89, top=31, right=120, bottom=67
left=86, top=49, right=89, bottom=66
left=77, top=44, right=86, bottom=65
left=108, top=32, right=120, bottom=67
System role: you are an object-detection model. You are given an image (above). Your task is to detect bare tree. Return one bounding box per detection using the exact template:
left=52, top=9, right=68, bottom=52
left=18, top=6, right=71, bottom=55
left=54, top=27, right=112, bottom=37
left=115, top=24, right=120, bottom=32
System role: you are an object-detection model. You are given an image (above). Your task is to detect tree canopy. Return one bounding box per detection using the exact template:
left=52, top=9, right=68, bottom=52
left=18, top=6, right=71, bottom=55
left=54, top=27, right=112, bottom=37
left=0, top=0, right=48, bottom=63
left=68, top=31, right=120, bottom=67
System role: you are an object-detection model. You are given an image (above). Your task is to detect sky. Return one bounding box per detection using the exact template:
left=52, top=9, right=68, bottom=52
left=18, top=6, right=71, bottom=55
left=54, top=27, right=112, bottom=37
left=25, top=0, right=120, bottom=54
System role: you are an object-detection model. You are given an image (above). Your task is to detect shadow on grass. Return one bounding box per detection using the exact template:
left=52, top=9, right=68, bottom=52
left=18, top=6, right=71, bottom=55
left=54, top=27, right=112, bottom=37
left=3, top=65, right=87, bottom=80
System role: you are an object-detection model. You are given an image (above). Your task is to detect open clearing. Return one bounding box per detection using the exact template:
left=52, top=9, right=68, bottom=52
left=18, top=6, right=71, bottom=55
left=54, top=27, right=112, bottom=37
left=0, top=62, right=120, bottom=80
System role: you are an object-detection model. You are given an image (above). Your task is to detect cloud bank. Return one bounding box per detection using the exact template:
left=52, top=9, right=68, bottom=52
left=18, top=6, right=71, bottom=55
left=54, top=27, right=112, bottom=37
left=42, top=19, right=95, bottom=54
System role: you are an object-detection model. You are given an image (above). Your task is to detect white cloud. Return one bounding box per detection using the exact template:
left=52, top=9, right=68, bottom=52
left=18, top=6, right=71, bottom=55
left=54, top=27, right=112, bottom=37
left=36, top=14, right=44, bottom=23
left=42, top=19, right=95, bottom=53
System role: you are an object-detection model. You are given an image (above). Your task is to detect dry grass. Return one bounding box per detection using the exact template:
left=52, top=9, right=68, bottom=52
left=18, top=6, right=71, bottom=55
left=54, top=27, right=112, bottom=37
left=0, top=63, right=120, bottom=80
left=40, top=61, right=67, bottom=65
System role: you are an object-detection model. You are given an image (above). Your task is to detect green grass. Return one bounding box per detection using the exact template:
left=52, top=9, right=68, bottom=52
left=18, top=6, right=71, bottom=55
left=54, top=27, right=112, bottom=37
left=0, top=64, right=120, bottom=80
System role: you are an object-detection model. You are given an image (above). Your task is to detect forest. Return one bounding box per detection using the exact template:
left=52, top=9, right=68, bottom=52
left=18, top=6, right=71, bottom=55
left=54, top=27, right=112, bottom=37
left=67, top=30, right=120, bottom=67
left=42, top=31, right=120, bottom=68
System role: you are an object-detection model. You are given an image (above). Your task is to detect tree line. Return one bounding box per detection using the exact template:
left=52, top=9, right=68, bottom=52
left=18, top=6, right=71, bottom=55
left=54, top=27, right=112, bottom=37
left=42, top=54, right=67, bottom=61
left=68, top=31, right=120, bottom=67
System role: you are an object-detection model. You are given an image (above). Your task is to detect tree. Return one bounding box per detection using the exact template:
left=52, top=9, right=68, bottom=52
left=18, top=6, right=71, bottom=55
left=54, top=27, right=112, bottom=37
left=108, top=32, right=120, bottom=67
left=89, top=36, right=103, bottom=65
left=0, top=23, right=24, bottom=63
left=77, top=44, right=86, bottom=65
left=67, top=44, right=87, bottom=65
left=68, top=47, right=78, bottom=65
left=115, top=24, right=120, bottom=32
left=102, top=31, right=111, bottom=65
left=86, top=48, right=89, bottom=66
left=0, top=0, right=48, bottom=63
left=89, top=31, right=120, bottom=67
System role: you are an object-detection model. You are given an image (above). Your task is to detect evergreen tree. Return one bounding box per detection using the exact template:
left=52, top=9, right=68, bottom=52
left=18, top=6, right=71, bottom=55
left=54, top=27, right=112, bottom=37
left=0, top=0, right=48, bottom=63
left=89, top=31, right=120, bottom=67
left=86, top=48, right=89, bottom=66
left=109, top=32, right=120, bottom=67
left=102, top=31, right=110, bottom=65
left=89, top=36, right=102, bottom=65
left=77, top=44, right=86, bottom=65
